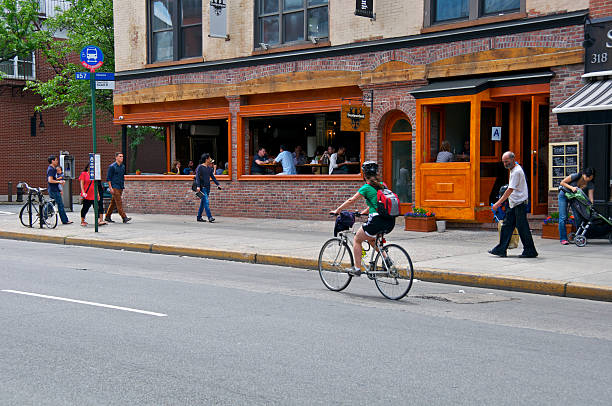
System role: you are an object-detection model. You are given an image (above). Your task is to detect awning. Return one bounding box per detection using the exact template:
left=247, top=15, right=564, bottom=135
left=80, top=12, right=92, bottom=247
left=410, top=71, right=554, bottom=99
left=553, top=78, right=612, bottom=125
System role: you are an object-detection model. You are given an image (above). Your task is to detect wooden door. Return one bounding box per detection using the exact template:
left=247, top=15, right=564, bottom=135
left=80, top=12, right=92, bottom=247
left=384, top=113, right=413, bottom=214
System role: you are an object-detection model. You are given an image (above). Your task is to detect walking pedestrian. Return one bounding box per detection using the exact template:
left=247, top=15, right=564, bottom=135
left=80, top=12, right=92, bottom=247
left=488, top=151, right=538, bottom=258
left=46, top=155, right=72, bottom=225
left=195, top=153, right=222, bottom=223
left=104, top=152, right=131, bottom=224
left=78, top=163, right=106, bottom=227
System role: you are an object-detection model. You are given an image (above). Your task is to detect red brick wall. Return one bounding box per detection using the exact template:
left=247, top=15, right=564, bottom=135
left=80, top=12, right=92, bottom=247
left=123, top=179, right=363, bottom=220
left=590, top=0, right=612, bottom=19
left=0, top=50, right=119, bottom=196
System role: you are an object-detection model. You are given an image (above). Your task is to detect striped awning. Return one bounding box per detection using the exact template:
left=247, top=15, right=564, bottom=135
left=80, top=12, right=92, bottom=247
left=553, top=79, right=612, bottom=125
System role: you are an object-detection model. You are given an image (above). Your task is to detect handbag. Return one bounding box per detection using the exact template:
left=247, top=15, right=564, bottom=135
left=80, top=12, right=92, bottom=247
left=191, top=167, right=199, bottom=191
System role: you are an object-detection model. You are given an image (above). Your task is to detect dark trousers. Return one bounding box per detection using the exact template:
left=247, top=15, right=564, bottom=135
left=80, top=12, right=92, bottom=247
left=81, top=198, right=104, bottom=219
left=491, top=202, right=538, bottom=256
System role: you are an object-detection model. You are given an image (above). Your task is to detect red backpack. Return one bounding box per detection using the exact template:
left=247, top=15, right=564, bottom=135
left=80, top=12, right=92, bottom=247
left=377, top=186, right=401, bottom=217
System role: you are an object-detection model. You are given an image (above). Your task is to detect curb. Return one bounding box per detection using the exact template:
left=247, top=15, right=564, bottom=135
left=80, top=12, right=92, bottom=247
left=0, top=230, right=610, bottom=302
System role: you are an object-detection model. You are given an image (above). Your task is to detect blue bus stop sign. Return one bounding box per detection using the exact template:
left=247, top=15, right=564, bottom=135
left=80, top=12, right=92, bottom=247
left=80, top=45, right=104, bottom=72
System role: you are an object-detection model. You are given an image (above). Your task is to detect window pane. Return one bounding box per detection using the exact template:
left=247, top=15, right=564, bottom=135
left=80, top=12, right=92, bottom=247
left=284, top=0, right=303, bottom=11
left=181, top=25, right=202, bottom=58
left=152, top=0, right=174, bottom=30
left=482, top=0, right=520, bottom=15
left=308, top=0, right=327, bottom=5
left=261, top=0, right=279, bottom=14
left=391, top=119, right=412, bottom=133
left=480, top=107, right=496, bottom=157
left=17, top=60, right=33, bottom=78
left=0, top=60, right=14, bottom=76
left=152, top=30, right=174, bottom=61
left=433, top=0, right=468, bottom=22
left=284, top=11, right=304, bottom=42
left=307, top=7, right=327, bottom=39
left=261, top=16, right=280, bottom=44
left=392, top=141, right=412, bottom=203
left=181, top=0, right=201, bottom=25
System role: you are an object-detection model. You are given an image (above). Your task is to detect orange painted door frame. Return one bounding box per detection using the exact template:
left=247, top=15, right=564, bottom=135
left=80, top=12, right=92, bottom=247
left=383, top=111, right=413, bottom=213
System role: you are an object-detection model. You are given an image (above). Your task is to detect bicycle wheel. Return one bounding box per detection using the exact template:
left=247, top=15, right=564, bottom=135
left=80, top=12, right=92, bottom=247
left=318, top=238, right=353, bottom=292
left=42, top=201, right=58, bottom=229
left=19, top=203, right=38, bottom=227
left=373, top=244, right=414, bottom=300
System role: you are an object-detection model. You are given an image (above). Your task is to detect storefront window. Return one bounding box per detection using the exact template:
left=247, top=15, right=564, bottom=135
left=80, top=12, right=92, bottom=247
left=174, top=119, right=229, bottom=174
left=247, top=112, right=361, bottom=175
left=150, top=0, right=202, bottom=63
left=257, top=0, right=328, bottom=46
left=425, top=103, right=470, bottom=162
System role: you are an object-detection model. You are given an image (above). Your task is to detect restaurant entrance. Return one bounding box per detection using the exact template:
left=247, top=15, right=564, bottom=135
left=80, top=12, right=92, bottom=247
left=383, top=112, right=413, bottom=213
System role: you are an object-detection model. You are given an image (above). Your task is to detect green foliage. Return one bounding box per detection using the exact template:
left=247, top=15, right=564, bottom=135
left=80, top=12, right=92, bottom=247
left=0, top=0, right=43, bottom=64
left=26, top=0, right=115, bottom=128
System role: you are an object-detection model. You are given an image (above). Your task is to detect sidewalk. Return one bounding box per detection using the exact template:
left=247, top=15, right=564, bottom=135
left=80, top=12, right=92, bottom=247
left=1, top=204, right=611, bottom=301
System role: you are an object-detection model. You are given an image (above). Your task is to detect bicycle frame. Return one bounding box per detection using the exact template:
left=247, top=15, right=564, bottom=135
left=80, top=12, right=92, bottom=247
left=337, top=227, right=390, bottom=276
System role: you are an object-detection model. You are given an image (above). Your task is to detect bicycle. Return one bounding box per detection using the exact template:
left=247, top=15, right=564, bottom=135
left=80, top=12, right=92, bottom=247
left=318, top=212, right=414, bottom=300
left=19, top=183, right=58, bottom=229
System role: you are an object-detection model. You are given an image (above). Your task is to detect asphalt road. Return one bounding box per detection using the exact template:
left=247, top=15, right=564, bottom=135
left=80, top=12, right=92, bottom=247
left=1, top=239, right=611, bottom=405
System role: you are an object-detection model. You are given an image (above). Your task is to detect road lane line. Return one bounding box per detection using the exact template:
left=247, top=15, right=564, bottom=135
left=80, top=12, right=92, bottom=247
left=1, top=290, right=167, bottom=317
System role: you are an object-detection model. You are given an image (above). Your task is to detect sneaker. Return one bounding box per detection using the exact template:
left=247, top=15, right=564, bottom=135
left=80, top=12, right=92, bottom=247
left=560, top=240, right=569, bottom=245
left=197, top=218, right=206, bottom=222
left=105, top=217, right=115, bottom=223
left=63, top=221, right=73, bottom=225
left=122, top=217, right=132, bottom=223
left=80, top=221, right=88, bottom=227
left=345, top=267, right=362, bottom=277
left=208, top=217, right=215, bottom=223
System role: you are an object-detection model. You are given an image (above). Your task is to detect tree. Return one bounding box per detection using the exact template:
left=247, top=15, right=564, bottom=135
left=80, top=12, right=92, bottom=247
left=0, top=0, right=42, bottom=64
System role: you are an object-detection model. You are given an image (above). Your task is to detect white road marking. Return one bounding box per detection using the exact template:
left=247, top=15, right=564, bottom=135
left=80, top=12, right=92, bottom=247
left=0, top=211, right=15, bottom=215
left=1, top=290, right=167, bottom=317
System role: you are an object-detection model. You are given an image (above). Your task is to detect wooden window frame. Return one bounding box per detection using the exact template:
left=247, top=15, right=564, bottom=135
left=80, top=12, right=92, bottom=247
left=423, top=0, right=525, bottom=28
left=479, top=102, right=502, bottom=163
left=424, top=106, right=445, bottom=163
left=148, top=0, right=203, bottom=64
left=237, top=99, right=364, bottom=181
left=255, top=0, right=329, bottom=49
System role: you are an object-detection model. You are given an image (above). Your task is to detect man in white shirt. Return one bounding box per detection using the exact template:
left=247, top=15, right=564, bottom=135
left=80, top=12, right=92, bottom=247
left=274, top=145, right=297, bottom=175
left=488, top=151, right=538, bottom=258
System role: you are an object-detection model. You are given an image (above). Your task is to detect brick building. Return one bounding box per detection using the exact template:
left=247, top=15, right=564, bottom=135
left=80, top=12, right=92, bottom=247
left=0, top=0, right=117, bottom=201
left=111, top=0, right=611, bottom=220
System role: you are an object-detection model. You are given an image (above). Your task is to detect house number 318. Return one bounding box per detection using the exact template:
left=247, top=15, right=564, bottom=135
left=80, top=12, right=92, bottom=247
left=591, top=53, right=608, bottom=64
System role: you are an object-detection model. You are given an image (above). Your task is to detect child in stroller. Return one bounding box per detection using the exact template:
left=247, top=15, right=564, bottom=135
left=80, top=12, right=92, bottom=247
left=564, top=188, right=612, bottom=247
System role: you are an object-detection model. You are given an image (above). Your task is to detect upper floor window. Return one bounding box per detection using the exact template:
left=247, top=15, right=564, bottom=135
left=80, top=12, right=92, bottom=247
left=428, top=0, right=522, bottom=25
left=149, top=0, right=202, bottom=63
left=0, top=54, right=35, bottom=80
left=257, top=0, right=328, bottom=47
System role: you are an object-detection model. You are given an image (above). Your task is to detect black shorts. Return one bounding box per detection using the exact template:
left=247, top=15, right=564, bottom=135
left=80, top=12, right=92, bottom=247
left=362, top=214, right=395, bottom=237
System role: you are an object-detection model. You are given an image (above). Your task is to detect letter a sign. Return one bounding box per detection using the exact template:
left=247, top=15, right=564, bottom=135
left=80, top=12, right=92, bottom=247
left=491, top=127, right=501, bottom=141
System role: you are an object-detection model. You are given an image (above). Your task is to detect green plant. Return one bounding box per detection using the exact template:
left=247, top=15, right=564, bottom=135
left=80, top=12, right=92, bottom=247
left=405, top=207, right=435, bottom=217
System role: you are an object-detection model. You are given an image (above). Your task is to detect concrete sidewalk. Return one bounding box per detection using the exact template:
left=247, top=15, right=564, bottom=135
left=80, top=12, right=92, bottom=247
left=1, top=204, right=611, bottom=301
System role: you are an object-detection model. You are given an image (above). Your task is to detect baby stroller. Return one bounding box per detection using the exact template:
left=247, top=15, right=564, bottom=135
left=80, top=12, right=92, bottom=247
left=565, top=189, right=612, bottom=247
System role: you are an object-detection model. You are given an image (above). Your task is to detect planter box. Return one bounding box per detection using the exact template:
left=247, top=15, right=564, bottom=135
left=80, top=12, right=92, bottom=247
left=405, top=216, right=437, bottom=232
left=541, top=223, right=575, bottom=239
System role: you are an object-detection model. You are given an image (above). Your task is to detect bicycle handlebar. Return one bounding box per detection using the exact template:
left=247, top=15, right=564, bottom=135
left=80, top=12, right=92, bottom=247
left=329, top=211, right=363, bottom=217
left=20, top=182, right=46, bottom=193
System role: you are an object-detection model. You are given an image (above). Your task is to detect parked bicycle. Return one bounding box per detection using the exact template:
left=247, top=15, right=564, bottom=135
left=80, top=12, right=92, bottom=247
left=19, top=183, right=58, bottom=229
left=318, top=212, right=414, bottom=300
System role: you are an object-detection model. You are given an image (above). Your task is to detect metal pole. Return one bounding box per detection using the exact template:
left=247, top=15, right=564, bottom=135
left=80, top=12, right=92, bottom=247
left=90, top=72, right=99, bottom=233
left=7, top=181, right=12, bottom=202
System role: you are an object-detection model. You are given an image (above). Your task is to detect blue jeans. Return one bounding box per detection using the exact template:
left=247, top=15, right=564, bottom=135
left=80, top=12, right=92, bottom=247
left=49, top=190, right=69, bottom=224
left=197, top=187, right=212, bottom=219
left=558, top=191, right=569, bottom=241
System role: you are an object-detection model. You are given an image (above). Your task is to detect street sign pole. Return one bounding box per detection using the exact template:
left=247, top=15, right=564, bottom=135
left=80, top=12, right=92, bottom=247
left=80, top=45, right=104, bottom=233
left=90, top=72, right=98, bottom=233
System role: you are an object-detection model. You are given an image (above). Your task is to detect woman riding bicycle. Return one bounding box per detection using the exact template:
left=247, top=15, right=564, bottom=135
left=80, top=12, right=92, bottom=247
left=330, top=161, right=395, bottom=276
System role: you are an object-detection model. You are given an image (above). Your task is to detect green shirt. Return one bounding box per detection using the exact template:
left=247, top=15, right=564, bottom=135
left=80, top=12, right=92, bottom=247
left=358, top=183, right=379, bottom=214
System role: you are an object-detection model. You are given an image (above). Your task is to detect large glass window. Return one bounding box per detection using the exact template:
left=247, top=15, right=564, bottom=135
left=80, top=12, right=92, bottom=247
left=425, top=103, right=471, bottom=163
left=257, top=0, right=328, bottom=46
left=150, top=0, right=202, bottom=63
left=174, top=119, right=229, bottom=175
left=247, top=112, right=361, bottom=175
left=429, top=0, right=523, bottom=25
left=0, top=53, right=35, bottom=80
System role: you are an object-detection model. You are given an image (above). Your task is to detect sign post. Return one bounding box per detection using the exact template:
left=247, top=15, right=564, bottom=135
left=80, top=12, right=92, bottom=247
left=80, top=45, right=104, bottom=232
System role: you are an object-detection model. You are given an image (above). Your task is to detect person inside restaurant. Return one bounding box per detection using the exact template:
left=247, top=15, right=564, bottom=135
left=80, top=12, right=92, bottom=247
left=170, top=160, right=182, bottom=174
left=183, top=160, right=195, bottom=175
left=274, top=145, right=297, bottom=175
left=329, top=146, right=349, bottom=174
left=436, top=141, right=453, bottom=162
left=251, top=147, right=271, bottom=174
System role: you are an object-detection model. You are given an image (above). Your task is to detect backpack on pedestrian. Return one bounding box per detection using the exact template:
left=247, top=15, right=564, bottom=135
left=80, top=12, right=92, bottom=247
left=377, top=186, right=401, bottom=218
